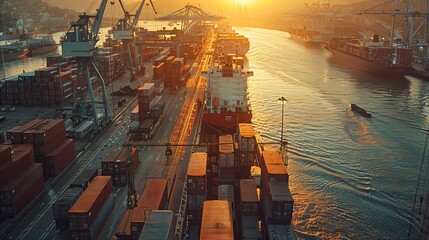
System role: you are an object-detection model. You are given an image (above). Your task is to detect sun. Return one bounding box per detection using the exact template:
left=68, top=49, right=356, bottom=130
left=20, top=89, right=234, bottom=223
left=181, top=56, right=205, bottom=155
left=235, top=0, right=252, bottom=4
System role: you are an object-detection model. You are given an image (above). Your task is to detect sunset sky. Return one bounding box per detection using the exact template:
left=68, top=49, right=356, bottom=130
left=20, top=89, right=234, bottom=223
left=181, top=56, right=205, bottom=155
left=44, top=0, right=303, bottom=17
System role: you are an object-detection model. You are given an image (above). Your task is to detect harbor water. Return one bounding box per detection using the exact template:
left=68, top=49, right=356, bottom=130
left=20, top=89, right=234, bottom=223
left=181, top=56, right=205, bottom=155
left=236, top=26, right=429, bottom=239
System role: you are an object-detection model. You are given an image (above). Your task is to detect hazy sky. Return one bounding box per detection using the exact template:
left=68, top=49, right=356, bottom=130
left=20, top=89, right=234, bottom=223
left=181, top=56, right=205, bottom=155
left=44, top=0, right=303, bottom=18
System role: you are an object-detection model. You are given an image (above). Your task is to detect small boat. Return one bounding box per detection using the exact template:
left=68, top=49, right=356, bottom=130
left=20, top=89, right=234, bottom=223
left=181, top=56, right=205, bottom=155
left=350, top=103, right=372, bottom=117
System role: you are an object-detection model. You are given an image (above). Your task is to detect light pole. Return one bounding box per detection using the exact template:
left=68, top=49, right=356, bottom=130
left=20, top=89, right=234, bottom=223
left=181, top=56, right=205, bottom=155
left=278, top=96, right=288, bottom=156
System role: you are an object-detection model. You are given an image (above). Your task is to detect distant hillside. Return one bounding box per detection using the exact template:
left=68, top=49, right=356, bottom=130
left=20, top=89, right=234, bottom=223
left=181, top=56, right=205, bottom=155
left=1, top=0, right=75, bottom=33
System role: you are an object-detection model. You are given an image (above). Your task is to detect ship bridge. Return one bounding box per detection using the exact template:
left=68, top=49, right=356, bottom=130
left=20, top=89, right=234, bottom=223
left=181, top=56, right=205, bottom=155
left=156, top=4, right=224, bottom=33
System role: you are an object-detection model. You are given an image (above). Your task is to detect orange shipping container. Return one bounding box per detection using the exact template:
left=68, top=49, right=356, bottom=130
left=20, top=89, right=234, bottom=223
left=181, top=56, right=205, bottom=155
left=200, top=200, right=234, bottom=240
left=187, top=152, right=207, bottom=195
left=68, top=176, right=113, bottom=231
left=131, top=179, right=167, bottom=239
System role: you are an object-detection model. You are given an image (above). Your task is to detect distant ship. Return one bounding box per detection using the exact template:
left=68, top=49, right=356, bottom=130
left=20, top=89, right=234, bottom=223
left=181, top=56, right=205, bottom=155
left=215, top=25, right=250, bottom=56
left=326, top=34, right=414, bottom=76
left=201, top=54, right=253, bottom=129
left=288, top=27, right=324, bottom=45
left=0, top=41, right=29, bottom=62
left=26, top=35, right=58, bottom=56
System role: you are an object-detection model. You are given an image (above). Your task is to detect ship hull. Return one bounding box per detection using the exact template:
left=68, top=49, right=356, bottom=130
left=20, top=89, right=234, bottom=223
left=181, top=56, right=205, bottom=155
left=1, top=49, right=29, bottom=62
left=203, top=112, right=252, bottom=129
left=289, top=34, right=323, bottom=46
left=28, top=45, right=58, bottom=56
left=327, top=47, right=414, bottom=77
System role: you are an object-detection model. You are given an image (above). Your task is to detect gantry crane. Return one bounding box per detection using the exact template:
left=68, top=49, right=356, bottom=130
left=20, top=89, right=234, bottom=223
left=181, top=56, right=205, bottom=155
left=61, top=0, right=111, bottom=128
left=358, top=0, right=429, bottom=47
left=113, top=0, right=157, bottom=81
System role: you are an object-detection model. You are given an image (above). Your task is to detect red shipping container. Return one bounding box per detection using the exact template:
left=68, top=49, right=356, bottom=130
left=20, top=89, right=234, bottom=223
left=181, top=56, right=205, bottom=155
left=114, top=147, right=139, bottom=175
left=43, top=139, right=76, bottom=178
left=0, top=144, right=34, bottom=183
left=68, top=176, right=113, bottom=231
left=0, top=163, right=43, bottom=205
left=0, top=145, right=11, bottom=165
left=33, top=119, right=66, bottom=145
left=101, top=148, right=123, bottom=176
left=7, top=119, right=43, bottom=144
left=22, top=129, right=37, bottom=144
left=54, top=70, right=72, bottom=84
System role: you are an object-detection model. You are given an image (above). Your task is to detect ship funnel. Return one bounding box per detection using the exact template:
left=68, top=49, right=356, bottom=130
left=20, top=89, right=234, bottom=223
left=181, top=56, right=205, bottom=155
left=373, top=34, right=380, bottom=42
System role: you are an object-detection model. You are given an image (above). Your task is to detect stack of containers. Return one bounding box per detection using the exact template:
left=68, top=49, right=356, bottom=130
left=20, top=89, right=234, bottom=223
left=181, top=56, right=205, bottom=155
left=218, top=135, right=235, bottom=185
left=33, top=66, right=59, bottom=106
left=19, top=72, right=36, bottom=106
left=115, top=179, right=168, bottom=240
left=187, top=152, right=207, bottom=225
left=69, top=168, right=99, bottom=190
left=50, top=70, right=73, bottom=107
left=3, top=76, right=19, bottom=105
left=267, top=182, right=293, bottom=225
left=0, top=81, right=5, bottom=105
left=260, top=150, right=293, bottom=231
left=8, top=119, right=76, bottom=179
left=137, top=83, right=156, bottom=123
left=29, top=119, right=67, bottom=161
left=0, top=145, right=44, bottom=219
left=237, top=123, right=257, bottom=178
left=165, top=55, right=182, bottom=87
left=68, top=176, right=114, bottom=240
left=7, top=119, right=43, bottom=144
left=204, top=134, right=218, bottom=198
left=2, top=64, right=74, bottom=107
left=396, top=48, right=413, bottom=67
left=217, top=184, right=234, bottom=221
left=200, top=200, right=234, bottom=239
left=138, top=210, right=174, bottom=240
left=130, top=105, right=139, bottom=122
left=260, top=151, right=289, bottom=196
left=152, top=61, right=165, bottom=80
left=101, top=147, right=139, bottom=186
left=239, top=179, right=261, bottom=239
left=150, top=102, right=165, bottom=123
left=43, top=139, right=75, bottom=178
left=52, top=188, right=83, bottom=230
left=100, top=148, right=122, bottom=178
left=153, top=79, right=165, bottom=94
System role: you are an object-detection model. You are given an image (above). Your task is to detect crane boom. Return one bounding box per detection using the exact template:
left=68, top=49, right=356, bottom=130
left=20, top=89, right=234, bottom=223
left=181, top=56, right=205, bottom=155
left=91, top=0, right=109, bottom=41
left=118, top=0, right=127, bottom=15
left=132, top=0, right=147, bottom=27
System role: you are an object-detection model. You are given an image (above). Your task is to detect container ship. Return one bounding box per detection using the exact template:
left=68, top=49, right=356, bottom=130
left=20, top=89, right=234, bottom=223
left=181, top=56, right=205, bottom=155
left=201, top=54, right=253, bottom=130
left=215, top=25, right=250, bottom=56
left=26, top=35, right=58, bottom=56
left=326, top=34, right=414, bottom=76
left=288, top=27, right=324, bottom=45
left=195, top=30, right=296, bottom=238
